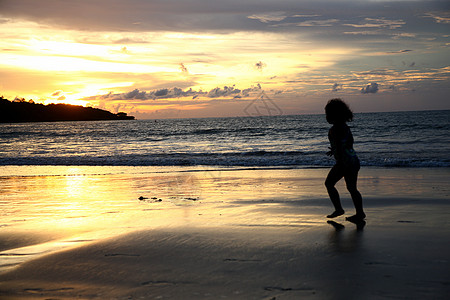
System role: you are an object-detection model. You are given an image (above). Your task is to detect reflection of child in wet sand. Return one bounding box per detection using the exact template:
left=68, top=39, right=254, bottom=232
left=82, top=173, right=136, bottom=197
left=324, top=99, right=366, bottom=222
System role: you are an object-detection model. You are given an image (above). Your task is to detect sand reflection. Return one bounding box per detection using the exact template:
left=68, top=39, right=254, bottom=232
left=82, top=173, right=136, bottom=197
left=0, top=166, right=333, bottom=272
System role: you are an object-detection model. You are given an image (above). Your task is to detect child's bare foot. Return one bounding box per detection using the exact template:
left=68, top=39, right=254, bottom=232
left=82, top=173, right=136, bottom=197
left=327, top=210, right=345, bottom=218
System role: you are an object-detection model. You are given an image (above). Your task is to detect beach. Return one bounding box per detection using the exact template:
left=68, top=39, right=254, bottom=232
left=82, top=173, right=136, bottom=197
left=0, top=166, right=449, bottom=299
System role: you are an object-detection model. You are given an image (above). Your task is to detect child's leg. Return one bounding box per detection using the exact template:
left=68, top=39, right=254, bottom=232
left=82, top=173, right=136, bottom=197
left=325, top=165, right=345, bottom=217
left=344, top=171, right=365, bottom=218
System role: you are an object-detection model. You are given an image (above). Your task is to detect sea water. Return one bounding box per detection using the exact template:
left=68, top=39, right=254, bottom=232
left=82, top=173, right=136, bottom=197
left=0, top=110, right=449, bottom=168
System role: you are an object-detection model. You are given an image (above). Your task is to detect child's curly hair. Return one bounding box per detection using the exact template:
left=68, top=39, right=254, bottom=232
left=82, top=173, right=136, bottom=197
left=325, top=98, right=354, bottom=123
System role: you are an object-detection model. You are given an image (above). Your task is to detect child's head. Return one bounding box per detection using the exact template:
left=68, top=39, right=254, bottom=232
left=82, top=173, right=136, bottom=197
left=325, top=98, right=353, bottom=124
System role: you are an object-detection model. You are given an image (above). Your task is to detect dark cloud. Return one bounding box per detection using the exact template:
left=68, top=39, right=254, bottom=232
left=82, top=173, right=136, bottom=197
left=361, top=83, right=379, bottom=94
left=0, top=0, right=272, bottom=32
left=180, top=63, right=188, bottom=73
left=116, top=89, right=140, bottom=99
left=208, top=86, right=239, bottom=98
left=387, top=49, right=413, bottom=54
left=356, top=69, right=399, bottom=76
left=154, top=89, right=169, bottom=97
left=403, top=61, right=416, bottom=68
left=113, top=38, right=148, bottom=44
left=1, top=0, right=445, bottom=33
left=388, top=85, right=399, bottom=92
left=255, top=61, right=266, bottom=71
left=331, top=83, right=342, bottom=92
left=51, top=90, right=66, bottom=100
left=206, top=84, right=262, bottom=98
left=84, top=85, right=262, bottom=101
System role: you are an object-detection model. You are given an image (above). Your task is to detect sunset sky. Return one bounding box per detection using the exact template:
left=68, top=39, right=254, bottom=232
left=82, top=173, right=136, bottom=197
left=1, top=0, right=449, bottom=119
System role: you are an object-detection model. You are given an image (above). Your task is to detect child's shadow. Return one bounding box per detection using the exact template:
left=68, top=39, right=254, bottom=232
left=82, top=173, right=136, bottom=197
left=328, top=219, right=366, bottom=231
left=327, top=220, right=366, bottom=253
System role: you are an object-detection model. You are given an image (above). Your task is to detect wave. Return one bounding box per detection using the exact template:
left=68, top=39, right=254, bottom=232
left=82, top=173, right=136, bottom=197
left=0, top=151, right=448, bottom=168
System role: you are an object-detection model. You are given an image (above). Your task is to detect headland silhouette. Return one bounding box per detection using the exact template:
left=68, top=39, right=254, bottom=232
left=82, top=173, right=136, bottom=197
left=0, top=96, right=134, bottom=123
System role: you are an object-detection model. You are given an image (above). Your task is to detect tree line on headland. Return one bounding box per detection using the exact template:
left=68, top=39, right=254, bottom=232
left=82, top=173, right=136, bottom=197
left=0, top=96, right=135, bottom=123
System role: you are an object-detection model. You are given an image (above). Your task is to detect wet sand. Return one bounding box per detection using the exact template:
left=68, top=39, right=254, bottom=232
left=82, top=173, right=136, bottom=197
left=0, top=166, right=449, bottom=299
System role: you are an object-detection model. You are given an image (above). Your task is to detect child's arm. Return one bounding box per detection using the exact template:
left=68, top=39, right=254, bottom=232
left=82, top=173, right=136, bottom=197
left=326, top=147, right=333, bottom=156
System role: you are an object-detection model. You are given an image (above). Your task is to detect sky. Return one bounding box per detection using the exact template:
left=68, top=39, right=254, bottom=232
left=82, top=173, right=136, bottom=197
left=0, top=0, right=449, bottom=119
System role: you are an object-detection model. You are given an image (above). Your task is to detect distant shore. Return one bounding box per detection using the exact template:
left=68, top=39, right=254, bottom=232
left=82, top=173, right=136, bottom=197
left=0, top=96, right=134, bottom=123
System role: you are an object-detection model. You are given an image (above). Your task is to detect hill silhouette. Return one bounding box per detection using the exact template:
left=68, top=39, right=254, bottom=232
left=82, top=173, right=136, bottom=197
left=0, top=96, right=134, bottom=123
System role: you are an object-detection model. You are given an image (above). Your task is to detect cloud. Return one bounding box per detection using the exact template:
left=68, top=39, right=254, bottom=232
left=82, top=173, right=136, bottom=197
left=180, top=63, right=188, bottom=73
left=208, top=86, right=239, bottom=98
left=113, top=37, right=149, bottom=44
left=343, top=31, right=381, bottom=36
left=292, top=14, right=320, bottom=18
left=207, top=84, right=262, bottom=98
left=388, top=85, right=399, bottom=92
left=332, top=83, right=343, bottom=92
left=356, top=69, right=399, bottom=77
left=49, top=90, right=66, bottom=101
left=255, top=61, right=266, bottom=71
left=1, top=0, right=446, bottom=37
left=247, top=12, right=286, bottom=23
left=273, top=19, right=339, bottom=27
left=344, top=31, right=417, bottom=40
left=344, top=18, right=405, bottom=29
left=294, top=19, right=339, bottom=27
left=84, top=85, right=263, bottom=101
left=424, top=12, right=450, bottom=24
left=392, top=33, right=416, bottom=39
left=361, top=83, right=379, bottom=94
left=402, top=61, right=416, bottom=68
left=124, top=89, right=146, bottom=99
left=386, top=49, right=413, bottom=54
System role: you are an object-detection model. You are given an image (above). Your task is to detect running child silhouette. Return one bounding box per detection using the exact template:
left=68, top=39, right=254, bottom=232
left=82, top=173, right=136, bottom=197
left=325, top=99, right=366, bottom=222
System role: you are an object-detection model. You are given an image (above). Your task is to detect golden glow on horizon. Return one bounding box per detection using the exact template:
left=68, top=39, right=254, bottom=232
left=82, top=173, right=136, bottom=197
left=46, top=98, right=89, bottom=107
left=1, top=53, right=176, bottom=73
left=30, top=40, right=108, bottom=57
left=0, top=19, right=346, bottom=93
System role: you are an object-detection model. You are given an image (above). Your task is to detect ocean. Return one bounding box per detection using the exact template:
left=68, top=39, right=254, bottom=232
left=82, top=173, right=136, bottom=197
left=0, top=110, right=449, bottom=168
